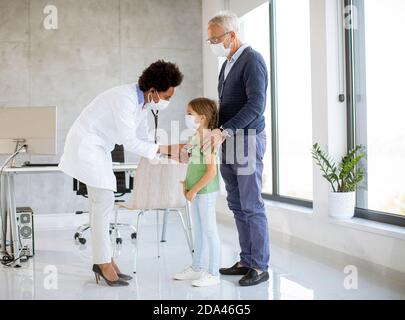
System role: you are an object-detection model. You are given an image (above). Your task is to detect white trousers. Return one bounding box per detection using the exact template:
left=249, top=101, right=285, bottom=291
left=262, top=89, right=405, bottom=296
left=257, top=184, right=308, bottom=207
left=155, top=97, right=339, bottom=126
left=87, top=185, right=114, bottom=264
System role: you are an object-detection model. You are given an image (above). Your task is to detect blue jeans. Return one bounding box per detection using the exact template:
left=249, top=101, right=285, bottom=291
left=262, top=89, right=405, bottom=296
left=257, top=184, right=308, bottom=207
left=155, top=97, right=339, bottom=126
left=191, top=192, right=220, bottom=276
left=220, top=130, right=270, bottom=271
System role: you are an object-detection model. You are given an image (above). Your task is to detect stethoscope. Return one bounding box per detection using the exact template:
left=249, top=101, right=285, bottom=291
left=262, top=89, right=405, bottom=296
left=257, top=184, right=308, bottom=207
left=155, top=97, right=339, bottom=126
left=151, top=109, right=159, bottom=144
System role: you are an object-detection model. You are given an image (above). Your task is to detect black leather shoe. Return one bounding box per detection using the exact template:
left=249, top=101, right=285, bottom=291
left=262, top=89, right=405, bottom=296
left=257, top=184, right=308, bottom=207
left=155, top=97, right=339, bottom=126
left=239, top=269, right=269, bottom=286
left=219, top=262, right=251, bottom=276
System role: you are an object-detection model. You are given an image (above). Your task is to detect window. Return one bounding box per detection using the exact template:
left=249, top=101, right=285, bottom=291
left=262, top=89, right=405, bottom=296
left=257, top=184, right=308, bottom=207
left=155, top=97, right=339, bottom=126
left=273, top=0, right=313, bottom=201
left=239, top=0, right=313, bottom=207
left=239, top=2, right=272, bottom=194
left=346, top=0, right=405, bottom=226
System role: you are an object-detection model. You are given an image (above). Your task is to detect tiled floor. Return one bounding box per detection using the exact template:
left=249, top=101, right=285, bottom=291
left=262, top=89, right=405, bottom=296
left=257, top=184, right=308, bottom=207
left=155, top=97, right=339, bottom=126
left=0, top=211, right=404, bottom=300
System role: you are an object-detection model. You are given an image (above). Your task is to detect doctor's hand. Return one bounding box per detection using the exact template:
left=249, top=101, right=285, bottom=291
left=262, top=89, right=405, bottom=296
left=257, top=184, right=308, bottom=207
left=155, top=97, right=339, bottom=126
left=202, top=129, right=225, bottom=153
left=159, top=144, right=183, bottom=160
left=168, top=144, right=190, bottom=163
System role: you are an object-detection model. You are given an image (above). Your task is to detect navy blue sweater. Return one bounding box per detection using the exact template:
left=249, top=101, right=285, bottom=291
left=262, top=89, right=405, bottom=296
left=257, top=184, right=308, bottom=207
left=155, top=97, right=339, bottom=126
left=218, top=46, right=268, bottom=134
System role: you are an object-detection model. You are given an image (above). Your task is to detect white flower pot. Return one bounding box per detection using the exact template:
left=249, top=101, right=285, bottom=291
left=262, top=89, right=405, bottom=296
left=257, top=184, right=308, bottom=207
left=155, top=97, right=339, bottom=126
left=328, top=192, right=356, bottom=220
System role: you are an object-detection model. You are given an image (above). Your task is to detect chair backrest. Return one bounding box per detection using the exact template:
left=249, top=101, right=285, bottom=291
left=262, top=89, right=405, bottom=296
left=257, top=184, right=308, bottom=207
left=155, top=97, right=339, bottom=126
left=111, top=144, right=125, bottom=162
left=111, top=145, right=127, bottom=192
left=128, top=157, right=187, bottom=210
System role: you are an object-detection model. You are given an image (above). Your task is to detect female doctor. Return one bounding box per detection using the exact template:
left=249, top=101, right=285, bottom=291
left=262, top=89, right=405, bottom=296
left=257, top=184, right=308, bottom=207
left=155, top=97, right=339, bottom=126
left=59, top=60, right=184, bottom=287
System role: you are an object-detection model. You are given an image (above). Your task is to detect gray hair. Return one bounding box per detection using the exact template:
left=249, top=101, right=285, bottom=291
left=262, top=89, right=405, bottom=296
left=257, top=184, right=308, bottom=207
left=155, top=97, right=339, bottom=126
left=208, top=11, right=240, bottom=34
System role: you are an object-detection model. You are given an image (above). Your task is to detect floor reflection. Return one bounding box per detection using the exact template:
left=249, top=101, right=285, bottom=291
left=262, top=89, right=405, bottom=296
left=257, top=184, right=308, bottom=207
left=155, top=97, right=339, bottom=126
left=0, top=212, right=404, bottom=300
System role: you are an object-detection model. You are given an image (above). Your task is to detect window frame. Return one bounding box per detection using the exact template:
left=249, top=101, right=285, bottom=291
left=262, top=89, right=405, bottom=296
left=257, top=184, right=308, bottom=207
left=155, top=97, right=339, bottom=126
left=344, top=0, right=405, bottom=227
left=261, top=0, right=313, bottom=209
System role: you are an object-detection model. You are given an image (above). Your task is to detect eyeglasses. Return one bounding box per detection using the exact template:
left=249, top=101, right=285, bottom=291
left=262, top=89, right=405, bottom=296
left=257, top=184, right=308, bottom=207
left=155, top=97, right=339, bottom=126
left=206, top=32, right=231, bottom=45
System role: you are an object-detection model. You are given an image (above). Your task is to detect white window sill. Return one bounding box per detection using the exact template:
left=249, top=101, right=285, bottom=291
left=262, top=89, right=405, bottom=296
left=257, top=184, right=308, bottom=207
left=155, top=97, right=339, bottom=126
left=263, top=199, right=313, bottom=215
left=330, top=217, right=405, bottom=240
left=264, top=199, right=405, bottom=241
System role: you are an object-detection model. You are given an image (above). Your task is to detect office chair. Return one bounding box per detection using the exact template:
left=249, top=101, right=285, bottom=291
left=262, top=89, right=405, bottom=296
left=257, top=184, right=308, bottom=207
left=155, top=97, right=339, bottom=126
left=117, top=157, right=193, bottom=273
left=73, top=144, right=136, bottom=245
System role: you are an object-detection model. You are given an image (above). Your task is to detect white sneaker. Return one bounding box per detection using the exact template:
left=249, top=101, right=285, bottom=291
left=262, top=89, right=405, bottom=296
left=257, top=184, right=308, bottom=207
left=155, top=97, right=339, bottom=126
left=174, top=266, right=204, bottom=280
left=192, top=272, right=220, bottom=287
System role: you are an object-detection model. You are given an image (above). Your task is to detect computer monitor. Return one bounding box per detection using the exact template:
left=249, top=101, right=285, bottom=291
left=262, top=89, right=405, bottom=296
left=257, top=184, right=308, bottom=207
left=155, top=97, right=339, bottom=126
left=0, top=107, right=57, bottom=155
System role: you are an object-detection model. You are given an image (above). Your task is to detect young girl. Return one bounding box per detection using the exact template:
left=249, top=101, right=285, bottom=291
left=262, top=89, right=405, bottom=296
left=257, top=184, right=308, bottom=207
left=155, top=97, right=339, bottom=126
left=174, top=98, right=221, bottom=287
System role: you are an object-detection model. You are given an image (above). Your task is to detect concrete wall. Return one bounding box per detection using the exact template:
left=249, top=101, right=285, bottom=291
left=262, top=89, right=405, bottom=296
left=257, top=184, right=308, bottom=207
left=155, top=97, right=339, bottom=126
left=0, top=0, right=203, bottom=214
left=202, top=0, right=224, bottom=99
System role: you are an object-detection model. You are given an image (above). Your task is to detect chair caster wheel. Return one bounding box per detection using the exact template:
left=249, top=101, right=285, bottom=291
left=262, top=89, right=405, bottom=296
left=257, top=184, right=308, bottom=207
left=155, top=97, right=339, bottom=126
left=74, top=232, right=80, bottom=240
left=2, top=255, right=13, bottom=262
left=131, top=232, right=137, bottom=239
left=116, top=238, right=122, bottom=245
left=78, top=238, right=86, bottom=245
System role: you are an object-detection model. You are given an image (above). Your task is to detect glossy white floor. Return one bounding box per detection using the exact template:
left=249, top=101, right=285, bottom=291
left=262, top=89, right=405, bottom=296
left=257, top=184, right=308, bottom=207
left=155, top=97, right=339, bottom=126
left=1, top=210, right=404, bottom=300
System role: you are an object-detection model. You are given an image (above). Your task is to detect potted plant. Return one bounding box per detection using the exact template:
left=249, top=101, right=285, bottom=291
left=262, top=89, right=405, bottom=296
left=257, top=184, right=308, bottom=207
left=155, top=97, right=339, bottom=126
left=312, top=143, right=366, bottom=220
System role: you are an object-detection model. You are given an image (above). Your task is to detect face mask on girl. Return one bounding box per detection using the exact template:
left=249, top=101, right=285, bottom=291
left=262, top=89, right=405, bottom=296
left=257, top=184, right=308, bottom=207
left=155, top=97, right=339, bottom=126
left=185, top=114, right=200, bottom=131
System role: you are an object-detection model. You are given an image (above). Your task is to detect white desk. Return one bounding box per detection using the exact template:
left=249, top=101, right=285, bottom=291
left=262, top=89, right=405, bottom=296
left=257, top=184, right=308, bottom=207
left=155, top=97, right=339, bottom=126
left=2, top=163, right=137, bottom=174
left=0, top=163, right=137, bottom=259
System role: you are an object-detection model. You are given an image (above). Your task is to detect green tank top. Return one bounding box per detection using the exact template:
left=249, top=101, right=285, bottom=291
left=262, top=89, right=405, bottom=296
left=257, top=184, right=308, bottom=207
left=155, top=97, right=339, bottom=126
left=185, top=134, right=220, bottom=194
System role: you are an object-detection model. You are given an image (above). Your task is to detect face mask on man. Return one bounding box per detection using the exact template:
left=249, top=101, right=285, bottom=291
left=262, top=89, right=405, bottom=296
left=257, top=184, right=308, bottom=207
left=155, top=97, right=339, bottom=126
left=185, top=115, right=200, bottom=131
left=210, top=42, right=231, bottom=57
left=144, top=91, right=170, bottom=111
left=209, top=33, right=232, bottom=57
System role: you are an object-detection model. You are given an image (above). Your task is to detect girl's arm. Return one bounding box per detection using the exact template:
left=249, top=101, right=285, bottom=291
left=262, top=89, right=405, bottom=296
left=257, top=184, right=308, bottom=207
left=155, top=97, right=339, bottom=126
left=180, top=180, right=187, bottom=197
left=186, top=152, right=217, bottom=201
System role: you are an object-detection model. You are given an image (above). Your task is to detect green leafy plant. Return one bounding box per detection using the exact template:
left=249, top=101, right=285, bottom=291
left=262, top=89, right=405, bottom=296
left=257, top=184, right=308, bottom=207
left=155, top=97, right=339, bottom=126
left=312, top=143, right=366, bottom=193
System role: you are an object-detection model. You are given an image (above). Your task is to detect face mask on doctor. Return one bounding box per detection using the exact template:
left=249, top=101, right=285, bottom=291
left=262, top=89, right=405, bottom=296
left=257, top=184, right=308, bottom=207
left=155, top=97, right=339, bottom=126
left=209, top=32, right=232, bottom=57
left=144, top=90, right=170, bottom=111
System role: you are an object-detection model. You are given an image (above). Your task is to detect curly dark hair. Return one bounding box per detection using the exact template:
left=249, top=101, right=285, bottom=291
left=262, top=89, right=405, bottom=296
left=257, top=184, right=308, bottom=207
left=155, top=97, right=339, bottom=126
left=138, top=60, right=184, bottom=92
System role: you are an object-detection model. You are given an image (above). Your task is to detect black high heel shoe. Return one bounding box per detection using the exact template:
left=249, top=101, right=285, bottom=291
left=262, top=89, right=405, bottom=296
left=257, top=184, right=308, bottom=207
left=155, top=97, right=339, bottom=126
left=117, top=273, right=133, bottom=281
left=92, top=264, right=129, bottom=287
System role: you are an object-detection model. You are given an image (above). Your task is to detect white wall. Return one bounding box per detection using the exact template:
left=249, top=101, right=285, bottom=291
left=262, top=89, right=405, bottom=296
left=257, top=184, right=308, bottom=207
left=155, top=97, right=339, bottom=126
left=229, top=0, right=267, bottom=16
left=202, top=0, right=225, bottom=99
left=202, top=0, right=405, bottom=273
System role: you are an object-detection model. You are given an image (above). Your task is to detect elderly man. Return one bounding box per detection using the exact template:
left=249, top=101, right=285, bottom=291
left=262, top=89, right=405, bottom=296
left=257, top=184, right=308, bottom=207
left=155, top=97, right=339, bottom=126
left=204, top=11, right=270, bottom=286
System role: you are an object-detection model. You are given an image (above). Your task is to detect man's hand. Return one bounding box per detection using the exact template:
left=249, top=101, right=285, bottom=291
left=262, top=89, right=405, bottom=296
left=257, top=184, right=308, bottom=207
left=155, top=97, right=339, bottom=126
left=202, top=129, right=225, bottom=152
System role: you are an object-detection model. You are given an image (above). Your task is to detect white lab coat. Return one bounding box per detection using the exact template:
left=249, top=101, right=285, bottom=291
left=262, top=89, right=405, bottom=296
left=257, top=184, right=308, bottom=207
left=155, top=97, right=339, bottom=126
left=59, top=83, right=158, bottom=192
